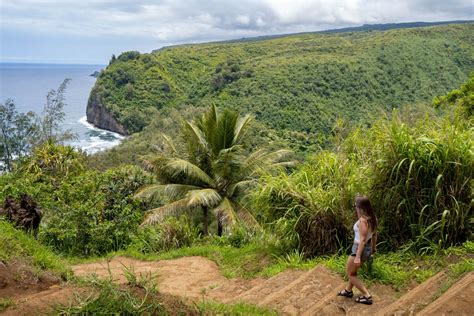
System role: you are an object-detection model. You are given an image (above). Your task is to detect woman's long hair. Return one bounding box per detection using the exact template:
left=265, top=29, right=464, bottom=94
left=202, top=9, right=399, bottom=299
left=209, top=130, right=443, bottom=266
left=355, top=195, right=378, bottom=232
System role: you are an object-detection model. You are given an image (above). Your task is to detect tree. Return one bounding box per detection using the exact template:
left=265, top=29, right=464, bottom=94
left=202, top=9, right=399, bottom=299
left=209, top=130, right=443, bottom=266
left=0, top=79, right=76, bottom=172
left=0, top=99, right=17, bottom=171
left=39, top=78, right=76, bottom=144
left=109, top=54, right=117, bottom=65
left=136, top=106, right=294, bottom=235
left=0, top=99, right=38, bottom=171
left=12, top=111, right=38, bottom=158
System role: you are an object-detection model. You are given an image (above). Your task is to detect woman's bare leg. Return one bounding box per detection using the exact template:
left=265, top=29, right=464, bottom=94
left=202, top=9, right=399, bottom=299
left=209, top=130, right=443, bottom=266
left=345, top=256, right=354, bottom=291
left=346, top=256, right=370, bottom=296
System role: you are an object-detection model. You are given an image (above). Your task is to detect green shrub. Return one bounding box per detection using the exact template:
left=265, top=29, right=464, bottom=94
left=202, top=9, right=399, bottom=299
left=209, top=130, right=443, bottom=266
left=117, top=51, right=141, bottom=62
left=212, top=226, right=259, bottom=248
left=19, top=141, right=86, bottom=183
left=433, top=72, right=473, bottom=118
left=130, top=216, right=200, bottom=254
left=39, top=165, right=150, bottom=256
left=0, top=144, right=152, bottom=257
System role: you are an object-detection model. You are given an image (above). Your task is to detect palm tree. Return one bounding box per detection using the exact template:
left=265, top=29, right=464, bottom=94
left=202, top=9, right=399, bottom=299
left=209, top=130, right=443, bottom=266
left=136, top=106, right=294, bottom=235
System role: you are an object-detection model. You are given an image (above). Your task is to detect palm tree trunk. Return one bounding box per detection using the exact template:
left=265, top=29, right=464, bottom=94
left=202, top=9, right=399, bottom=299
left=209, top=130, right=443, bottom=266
left=217, top=220, right=223, bottom=236
left=202, top=206, right=209, bottom=235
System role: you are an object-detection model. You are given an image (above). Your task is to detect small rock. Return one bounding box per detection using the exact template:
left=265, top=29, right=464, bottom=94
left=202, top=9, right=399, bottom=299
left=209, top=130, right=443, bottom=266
left=39, top=272, right=60, bottom=285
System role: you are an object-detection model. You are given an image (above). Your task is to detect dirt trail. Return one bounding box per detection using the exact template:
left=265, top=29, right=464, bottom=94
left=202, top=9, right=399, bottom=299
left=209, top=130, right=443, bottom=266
left=72, top=256, right=264, bottom=301
left=418, top=272, right=474, bottom=316
left=375, top=271, right=448, bottom=316
left=3, top=256, right=474, bottom=315
left=0, top=261, right=60, bottom=300
left=2, top=286, right=80, bottom=316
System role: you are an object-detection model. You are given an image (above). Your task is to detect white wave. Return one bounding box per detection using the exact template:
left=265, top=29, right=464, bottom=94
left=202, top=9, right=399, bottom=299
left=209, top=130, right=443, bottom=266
left=78, top=116, right=126, bottom=140
left=71, top=137, right=123, bottom=155
left=75, top=116, right=127, bottom=154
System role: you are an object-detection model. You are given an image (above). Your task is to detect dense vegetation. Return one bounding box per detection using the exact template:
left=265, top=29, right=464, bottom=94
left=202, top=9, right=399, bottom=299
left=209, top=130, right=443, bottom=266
left=0, top=143, right=151, bottom=256
left=91, top=23, right=473, bottom=151
left=2, top=75, right=472, bottom=260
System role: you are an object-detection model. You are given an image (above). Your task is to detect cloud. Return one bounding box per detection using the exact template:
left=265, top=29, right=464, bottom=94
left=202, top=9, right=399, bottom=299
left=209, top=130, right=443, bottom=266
left=236, top=15, right=251, bottom=26
left=1, top=0, right=472, bottom=63
left=3, top=0, right=470, bottom=39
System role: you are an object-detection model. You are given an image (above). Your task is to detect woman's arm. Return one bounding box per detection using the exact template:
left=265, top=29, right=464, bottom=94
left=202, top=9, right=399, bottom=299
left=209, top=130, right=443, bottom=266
left=355, top=217, right=368, bottom=266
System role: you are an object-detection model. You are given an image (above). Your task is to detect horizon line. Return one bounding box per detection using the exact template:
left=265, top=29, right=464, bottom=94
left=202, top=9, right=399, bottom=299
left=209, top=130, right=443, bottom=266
left=0, top=61, right=107, bottom=66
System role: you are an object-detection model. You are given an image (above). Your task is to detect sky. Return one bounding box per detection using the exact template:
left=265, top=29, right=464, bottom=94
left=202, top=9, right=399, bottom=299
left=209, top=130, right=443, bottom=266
left=1, top=0, right=473, bottom=65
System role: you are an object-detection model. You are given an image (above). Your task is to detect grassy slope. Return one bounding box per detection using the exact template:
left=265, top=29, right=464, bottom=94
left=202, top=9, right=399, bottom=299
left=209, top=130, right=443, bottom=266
left=0, top=220, right=70, bottom=278
left=92, top=23, right=473, bottom=152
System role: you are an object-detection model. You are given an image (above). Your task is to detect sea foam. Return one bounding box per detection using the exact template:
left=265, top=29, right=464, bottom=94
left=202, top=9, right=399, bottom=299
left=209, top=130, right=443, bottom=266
left=75, top=116, right=126, bottom=154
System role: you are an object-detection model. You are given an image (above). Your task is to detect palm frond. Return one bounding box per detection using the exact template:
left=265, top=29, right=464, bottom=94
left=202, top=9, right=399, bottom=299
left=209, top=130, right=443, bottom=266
left=183, top=121, right=211, bottom=153
left=239, top=148, right=268, bottom=173
left=216, top=109, right=239, bottom=150
left=239, top=149, right=294, bottom=179
left=213, top=145, right=244, bottom=185
left=260, top=149, right=295, bottom=164
left=161, top=134, right=178, bottom=154
left=213, top=197, right=238, bottom=228
left=141, top=198, right=190, bottom=226
left=227, top=179, right=257, bottom=197
left=140, top=154, right=168, bottom=173
left=201, top=104, right=218, bottom=134
left=233, top=114, right=253, bottom=145
left=166, top=159, right=216, bottom=186
left=233, top=201, right=261, bottom=229
left=271, top=161, right=299, bottom=168
left=135, top=184, right=201, bottom=200
left=186, top=188, right=222, bottom=208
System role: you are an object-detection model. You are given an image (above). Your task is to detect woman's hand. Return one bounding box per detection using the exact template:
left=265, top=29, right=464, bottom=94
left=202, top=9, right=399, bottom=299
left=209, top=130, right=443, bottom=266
left=354, top=257, right=361, bottom=267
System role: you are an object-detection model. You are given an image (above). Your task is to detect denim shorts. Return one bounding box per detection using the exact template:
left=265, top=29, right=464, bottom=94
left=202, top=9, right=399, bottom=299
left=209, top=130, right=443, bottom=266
left=351, top=242, right=372, bottom=262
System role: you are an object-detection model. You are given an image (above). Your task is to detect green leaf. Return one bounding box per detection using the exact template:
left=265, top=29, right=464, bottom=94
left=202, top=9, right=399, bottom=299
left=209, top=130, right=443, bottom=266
left=135, top=184, right=201, bottom=200
left=142, top=198, right=190, bottom=226
left=166, top=159, right=216, bottom=186
left=186, top=188, right=222, bottom=208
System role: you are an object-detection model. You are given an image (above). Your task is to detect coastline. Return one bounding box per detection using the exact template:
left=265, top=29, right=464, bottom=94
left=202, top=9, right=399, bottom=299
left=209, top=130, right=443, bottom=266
left=72, top=116, right=126, bottom=154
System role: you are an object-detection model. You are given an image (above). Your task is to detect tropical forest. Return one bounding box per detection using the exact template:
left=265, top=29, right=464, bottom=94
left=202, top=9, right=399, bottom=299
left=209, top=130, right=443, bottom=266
left=0, top=22, right=473, bottom=315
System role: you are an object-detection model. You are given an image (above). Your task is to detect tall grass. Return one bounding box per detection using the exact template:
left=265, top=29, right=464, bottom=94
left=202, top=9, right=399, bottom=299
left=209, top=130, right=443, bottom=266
left=368, top=116, right=473, bottom=250
left=252, top=151, right=367, bottom=257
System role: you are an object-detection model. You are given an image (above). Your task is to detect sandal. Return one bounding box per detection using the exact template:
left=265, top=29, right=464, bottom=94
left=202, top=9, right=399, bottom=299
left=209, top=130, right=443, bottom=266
left=337, top=289, right=353, bottom=298
left=355, top=295, right=373, bottom=305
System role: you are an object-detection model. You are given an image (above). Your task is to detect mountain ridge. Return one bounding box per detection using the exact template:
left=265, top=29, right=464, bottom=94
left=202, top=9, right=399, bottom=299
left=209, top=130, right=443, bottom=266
left=153, top=20, right=473, bottom=52
left=87, top=23, right=474, bottom=151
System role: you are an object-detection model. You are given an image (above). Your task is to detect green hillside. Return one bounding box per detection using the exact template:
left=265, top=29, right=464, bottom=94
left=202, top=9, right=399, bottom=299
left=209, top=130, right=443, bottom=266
left=90, top=23, right=474, bottom=151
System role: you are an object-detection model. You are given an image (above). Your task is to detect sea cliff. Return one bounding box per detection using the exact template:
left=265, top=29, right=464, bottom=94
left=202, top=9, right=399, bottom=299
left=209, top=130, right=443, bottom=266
left=86, top=89, right=129, bottom=135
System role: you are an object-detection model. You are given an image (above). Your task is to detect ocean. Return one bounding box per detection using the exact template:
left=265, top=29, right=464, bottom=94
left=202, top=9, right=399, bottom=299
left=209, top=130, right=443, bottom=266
left=0, top=63, right=124, bottom=154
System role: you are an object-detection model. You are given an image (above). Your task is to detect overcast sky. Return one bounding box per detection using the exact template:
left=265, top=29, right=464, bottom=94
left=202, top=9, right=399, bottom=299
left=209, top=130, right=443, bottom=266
left=1, top=0, right=473, bottom=64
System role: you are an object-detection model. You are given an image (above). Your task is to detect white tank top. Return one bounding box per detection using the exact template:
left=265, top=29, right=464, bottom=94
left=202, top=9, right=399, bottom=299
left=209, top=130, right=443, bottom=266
left=354, top=219, right=373, bottom=243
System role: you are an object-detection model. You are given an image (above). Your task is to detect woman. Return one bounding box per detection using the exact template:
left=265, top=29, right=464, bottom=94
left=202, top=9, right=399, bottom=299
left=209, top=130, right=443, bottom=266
left=337, top=195, right=377, bottom=305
